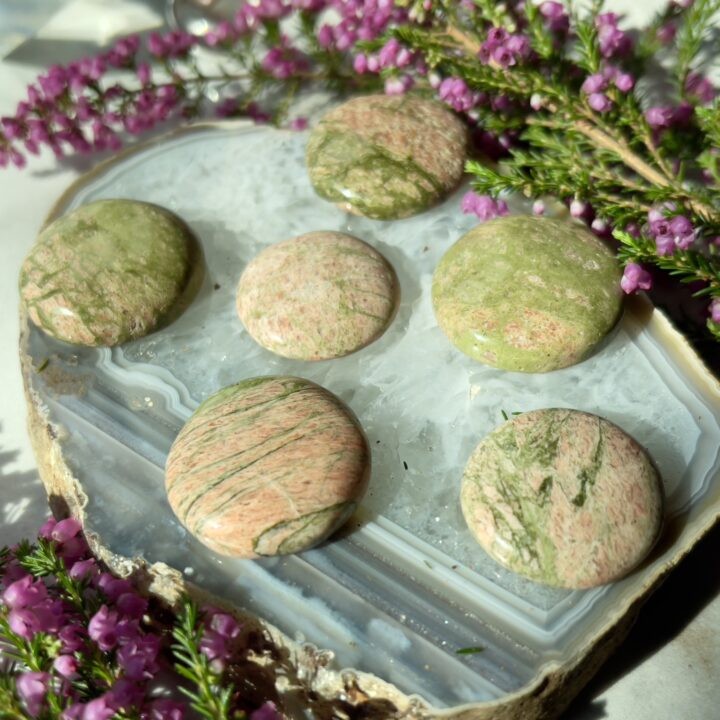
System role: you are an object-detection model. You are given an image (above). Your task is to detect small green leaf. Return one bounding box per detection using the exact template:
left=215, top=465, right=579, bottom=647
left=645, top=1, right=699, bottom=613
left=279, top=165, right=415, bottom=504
left=456, top=646, right=485, bottom=655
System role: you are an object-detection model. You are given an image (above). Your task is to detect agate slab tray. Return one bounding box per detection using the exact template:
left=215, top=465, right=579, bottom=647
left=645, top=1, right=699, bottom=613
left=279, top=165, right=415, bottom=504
left=20, top=123, right=720, bottom=719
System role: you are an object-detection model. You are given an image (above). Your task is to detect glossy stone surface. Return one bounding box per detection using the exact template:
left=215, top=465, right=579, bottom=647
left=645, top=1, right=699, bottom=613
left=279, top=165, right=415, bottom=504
left=20, top=199, right=193, bottom=346
left=306, top=94, right=468, bottom=220
left=165, top=376, right=370, bottom=558
left=237, top=231, right=399, bottom=360
left=461, top=409, right=664, bottom=589
left=432, top=216, right=623, bottom=373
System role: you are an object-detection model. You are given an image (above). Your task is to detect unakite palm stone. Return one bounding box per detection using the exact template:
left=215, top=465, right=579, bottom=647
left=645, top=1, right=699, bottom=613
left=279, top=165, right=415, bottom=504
left=306, top=94, right=468, bottom=220
left=432, top=216, right=623, bottom=373
left=165, top=376, right=369, bottom=558
left=461, top=409, right=663, bottom=589
left=20, top=199, right=193, bottom=347
left=237, top=231, right=399, bottom=360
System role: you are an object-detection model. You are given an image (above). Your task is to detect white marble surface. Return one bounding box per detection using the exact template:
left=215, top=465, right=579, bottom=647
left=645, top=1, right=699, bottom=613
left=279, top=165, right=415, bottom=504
left=0, top=2, right=718, bottom=719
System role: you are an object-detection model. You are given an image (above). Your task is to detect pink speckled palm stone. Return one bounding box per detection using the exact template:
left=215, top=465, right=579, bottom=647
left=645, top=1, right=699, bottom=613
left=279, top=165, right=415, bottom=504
left=237, top=231, right=399, bottom=360
left=460, top=409, right=664, bottom=589
left=165, top=376, right=370, bottom=558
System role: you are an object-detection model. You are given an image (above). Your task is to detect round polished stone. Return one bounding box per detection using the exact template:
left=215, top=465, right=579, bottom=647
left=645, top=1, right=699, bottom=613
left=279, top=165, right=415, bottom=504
left=432, top=216, right=623, bottom=373
left=165, top=376, right=370, bottom=558
left=306, top=94, right=468, bottom=220
left=460, top=409, right=664, bottom=589
left=237, top=231, right=399, bottom=360
left=20, top=199, right=193, bottom=347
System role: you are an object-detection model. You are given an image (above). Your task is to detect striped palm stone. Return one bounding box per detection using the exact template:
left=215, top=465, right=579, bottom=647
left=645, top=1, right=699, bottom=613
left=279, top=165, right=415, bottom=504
left=460, top=409, right=664, bottom=589
left=432, top=216, right=623, bottom=373
left=306, top=94, right=468, bottom=220
left=165, top=376, right=370, bottom=558
left=236, top=231, right=399, bottom=361
left=20, top=199, right=194, bottom=346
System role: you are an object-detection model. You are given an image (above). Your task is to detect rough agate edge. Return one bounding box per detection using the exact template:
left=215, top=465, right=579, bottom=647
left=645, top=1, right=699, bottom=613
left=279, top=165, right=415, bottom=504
left=461, top=409, right=664, bottom=589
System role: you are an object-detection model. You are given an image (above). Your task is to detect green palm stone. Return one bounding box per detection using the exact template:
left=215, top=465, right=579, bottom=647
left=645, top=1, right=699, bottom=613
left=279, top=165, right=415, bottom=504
left=432, top=216, right=623, bottom=373
left=20, top=199, right=194, bottom=347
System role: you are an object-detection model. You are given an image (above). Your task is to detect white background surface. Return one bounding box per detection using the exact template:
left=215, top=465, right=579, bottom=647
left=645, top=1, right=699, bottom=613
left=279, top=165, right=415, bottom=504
left=0, top=2, right=718, bottom=718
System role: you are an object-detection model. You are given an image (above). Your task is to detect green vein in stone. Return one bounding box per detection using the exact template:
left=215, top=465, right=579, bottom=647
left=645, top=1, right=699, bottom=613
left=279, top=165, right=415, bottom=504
left=253, top=501, right=356, bottom=556
left=572, top=419, right=605, bottom=507
left=176, top=420, right=343, bottom=521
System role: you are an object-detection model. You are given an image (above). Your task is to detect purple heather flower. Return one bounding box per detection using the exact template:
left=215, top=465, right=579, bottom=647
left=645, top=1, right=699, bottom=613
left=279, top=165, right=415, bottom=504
left=669, top=215, right=695, bottom=249
left=570, top=199, right=587, bottom=219
left=88, top=605, right=121, bottom=651
left=486, top=27, right=509, bottom=47
left=117, top=635, right=161, bottom=680
left=378, top=38, right=400, bottom=67
left=51, top=517, right=82, bottom=543
left=261, top=39, right=310, bottom=80
left=316, top=24, right=334, bottom=48
left=710, top=298, right=720, bottom=324
left=289, top=117, right=308, bottom=131
left=208, top=611, right=241, bottom=639
left=250, top=702, right=283, bottom=720
left=506, top=34, right=531, bottom=60
left=353, top=53, right=368, bottom=73
left=59, top=625, right=86, bottom=653
left=532, top=200, right=545, bottom=215
left=588, top=93, right=612, bottom=112
left=539, top=1, right=569, bottom=33
left=645, top=106, right=674, bottom=129
left=685, top=72, right=715, bottom=105
left=53, top=654, right=79, bottom=680
left=491, top=45, right=516, bottom=68
left=621, top=263, right=652, bottom=294
left=200, top=629, right=230, bottom=667
left=69, top=558, right=98, bottom=582
left=591, top=217, right=609, bottom=235
left=16, top=672, right=50, bottom=717
left=384, top=74, right=414, bottom=95
left=38, top=518, right=57, bottom=539
left=116, top=592, right=148, bottom=619
left=655, top=233, right=676, bottom=256
left=82, top=695, right=116, bottom=720
left=61, top=704, right=83, bottom=720
left=2, top=574, right=48, bottom=609
left=438, top=77, right=478, bottom=112
left=672, top=102, right=694, bottom=126
left=581, top=74, right=606, bottom=94
left=595, top=14, right=632, bottom=58
left=461, top=192, right=509, bottom=221
left=146, top=699, right=187, bottom=720
left=108, top=678, right=144, bottom=711
left=657, top=22, right=677, bottom=45
left=97, top=574, right=133, bottom=602
left=614, top=72, right=634, bottom=92
left=8, top=608, right=41, bottom=638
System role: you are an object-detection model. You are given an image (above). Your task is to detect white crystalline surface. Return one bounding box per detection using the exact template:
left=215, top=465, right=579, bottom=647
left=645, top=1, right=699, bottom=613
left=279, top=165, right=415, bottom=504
left=69, top=126, right=702, bottom=601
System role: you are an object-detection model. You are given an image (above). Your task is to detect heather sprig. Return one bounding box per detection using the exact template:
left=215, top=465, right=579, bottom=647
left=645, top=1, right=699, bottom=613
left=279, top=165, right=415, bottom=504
left=2, top=0, right=720, bottom=341
left=0, top=519, right=282, bottom=720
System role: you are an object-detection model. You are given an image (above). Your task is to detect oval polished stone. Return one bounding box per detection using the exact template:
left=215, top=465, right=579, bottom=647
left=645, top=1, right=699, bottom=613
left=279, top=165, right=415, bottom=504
left=237, top=231, right=399, bottom=360
left=432, top=216, right=623, bottom=373
left=20, top=199, right=193, bottom=347
left=461, top=409, right=664, bottom=589
left=306, top=94, right=468, bottom=220
left=165, top=376, right=370, bottom=558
